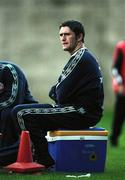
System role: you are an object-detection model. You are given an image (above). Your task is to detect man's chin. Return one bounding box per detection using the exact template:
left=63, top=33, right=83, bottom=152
left=63, top=47, right=68, bottom=51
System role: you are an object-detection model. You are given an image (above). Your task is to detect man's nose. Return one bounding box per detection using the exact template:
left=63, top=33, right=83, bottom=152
left=61, top=35, right=66, bottom=41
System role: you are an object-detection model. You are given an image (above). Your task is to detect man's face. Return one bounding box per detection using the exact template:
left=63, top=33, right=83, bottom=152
left=59, top=26, right=78, bottom=54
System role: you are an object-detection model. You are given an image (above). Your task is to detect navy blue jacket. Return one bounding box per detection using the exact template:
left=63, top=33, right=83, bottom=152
left=0, top=61, right=38, bottom=110
left=49, top=48, right=104, bottom=120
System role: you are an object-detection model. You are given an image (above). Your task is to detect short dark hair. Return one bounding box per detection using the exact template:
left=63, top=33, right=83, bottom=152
left=59, top=20, right=85, bottom=42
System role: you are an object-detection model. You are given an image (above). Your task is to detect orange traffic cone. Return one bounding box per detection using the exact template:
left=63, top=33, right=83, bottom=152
left=5, top=131, right=45, bottom=173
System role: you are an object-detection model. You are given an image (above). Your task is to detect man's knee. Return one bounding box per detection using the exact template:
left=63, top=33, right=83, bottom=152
left=11, top=105, right=23, bottom=119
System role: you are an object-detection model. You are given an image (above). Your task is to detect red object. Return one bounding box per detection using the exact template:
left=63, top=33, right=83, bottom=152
left=5, top=131, right=45, bottom=173
left=112, top=41, right=125, bottom=87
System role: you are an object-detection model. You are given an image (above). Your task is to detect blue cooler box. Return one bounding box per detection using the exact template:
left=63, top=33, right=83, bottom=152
left=47, top=127, right=108, bottom=172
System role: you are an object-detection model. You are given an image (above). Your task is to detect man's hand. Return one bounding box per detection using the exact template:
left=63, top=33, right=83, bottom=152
left=118, top=84, right=125, bottom=95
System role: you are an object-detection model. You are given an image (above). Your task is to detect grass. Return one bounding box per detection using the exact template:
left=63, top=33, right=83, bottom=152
left=0, top=109, right=125, bottom=180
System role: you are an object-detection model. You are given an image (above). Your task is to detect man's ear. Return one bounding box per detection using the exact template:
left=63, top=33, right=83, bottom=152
left=77, top=33, right=83, bottom=42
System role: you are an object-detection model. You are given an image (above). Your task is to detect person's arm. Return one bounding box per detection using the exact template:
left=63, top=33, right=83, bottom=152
left=55, top=57, right=85, bottom=104
left=0, top=64, right=18, bottom=109
left=112, top=49, right=123, bottom=83
left=55, top=50, right=103, bottom=107
left=112, top=49, right=125, bottom=94
left=56, top=72, right=79, bottom=104
left=24, top=81, right=38, bottom=104
left=49, top=85, right=57, bottom=102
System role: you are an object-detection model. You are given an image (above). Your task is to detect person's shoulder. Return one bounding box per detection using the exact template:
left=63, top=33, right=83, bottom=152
left=0, top=61, right=16, bottom=72
left=0, top=61, right=24, bottom=76
left=0, top=61, right=23, bottom=72
left=116, top=40, right=125, bottom=48
left=0, top=60, right=15, bottom=68
left=82, top=48, right=97, bottom=61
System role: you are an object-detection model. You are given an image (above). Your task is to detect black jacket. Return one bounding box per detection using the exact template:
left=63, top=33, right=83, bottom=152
left=0, top=61, right=38, bottom=110
left=49, top=48, right=104, bottom=120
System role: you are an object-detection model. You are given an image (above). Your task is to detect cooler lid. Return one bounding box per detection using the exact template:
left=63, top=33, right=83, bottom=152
left=48, top=128, right=108, bottom=137
left=47, top=135, right=108, bottom=142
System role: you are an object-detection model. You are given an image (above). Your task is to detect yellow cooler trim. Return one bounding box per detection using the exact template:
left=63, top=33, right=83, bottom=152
left=48, top=130, right=108, bottom=137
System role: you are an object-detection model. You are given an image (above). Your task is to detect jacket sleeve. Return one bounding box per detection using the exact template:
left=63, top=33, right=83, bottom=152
left=49, top=85, right=57, bottom=102
left=55, top=52, right=103, bottom=106
left=55, top=61, right=84, bottom=104
left=23, top=81, right=38, bottom=103
left=0, top=65, right=18, bottom=110
left=112, top=49, right=123, bottom=85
